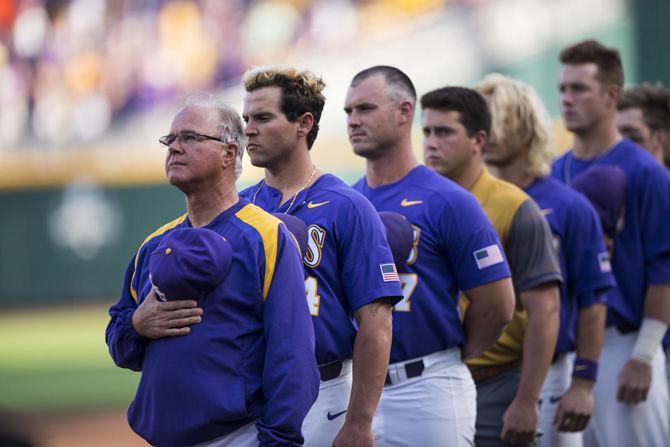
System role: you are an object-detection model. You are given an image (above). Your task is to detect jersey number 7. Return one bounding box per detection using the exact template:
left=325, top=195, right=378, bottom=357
left=394, top=273, right=418, bottom=312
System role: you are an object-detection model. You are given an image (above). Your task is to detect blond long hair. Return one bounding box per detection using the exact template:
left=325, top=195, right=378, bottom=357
left=475, top=73, right=553, bottom=178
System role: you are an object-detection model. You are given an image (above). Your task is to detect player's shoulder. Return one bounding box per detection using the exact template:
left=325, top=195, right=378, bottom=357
left=479, top=171, right=530, bottom=211
left=309, top=173, right=376, bottom=210
left=533, top=176, right=597, bottom=224
left=239, top=180, right=264, bottom=201
left=618, top=139, right=670, bottom=180
left=137, top=213, right=188, bottom=255
left=533, top=176, right=585, bottom=206
left=403, top=165, right=474, bottom=205
left=230, top=202, right=283, bottom=244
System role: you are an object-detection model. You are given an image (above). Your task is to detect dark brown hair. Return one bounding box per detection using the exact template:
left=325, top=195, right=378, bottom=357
left=618, top=82, right=670, bottom=131
left=420, top=86, right=491, bottom=137
left=560, top=39, right=624, bottom=88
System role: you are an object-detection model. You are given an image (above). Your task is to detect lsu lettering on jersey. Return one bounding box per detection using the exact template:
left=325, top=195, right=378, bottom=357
left=241, top=174, right=403, bottom=365
left=352, top=166, right=511, bottom=363
left=526, top=176, right=615, bottom=354
left=106, top=198, right=318, bottom=447
left=551, top=139, right=670, bottom=329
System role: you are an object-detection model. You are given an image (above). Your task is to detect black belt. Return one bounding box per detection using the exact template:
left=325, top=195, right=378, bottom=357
left=319, top=361, right=343, bottom=382
left=552, top=352, right=567, bottom=365
left=469, top=360, right=521, bottom=384
left=606, top=322, right=637, bottom=335
left=385, top=359, right=425, bottom=385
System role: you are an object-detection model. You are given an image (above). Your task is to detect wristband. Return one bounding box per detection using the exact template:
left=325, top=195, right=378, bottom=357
left=631, top=318, right=668, bottom=364
left=572, top=357, right=598, bottom=382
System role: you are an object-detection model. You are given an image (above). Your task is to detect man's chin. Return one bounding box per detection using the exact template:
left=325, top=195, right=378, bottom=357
left=248, top=155, right=270, bottom=168
left=167, top=177, right=190, bottom=194
left=352, top=143, right=381, bottom=159
left=424, top=162, right=447, bottom=177
left=482, top=155, right=502, bottom=166
left=562, top=119, right=583, bottom=134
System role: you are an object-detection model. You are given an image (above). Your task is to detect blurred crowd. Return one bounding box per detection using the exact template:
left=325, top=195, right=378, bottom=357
left=0, top=0, right=446, bottom=150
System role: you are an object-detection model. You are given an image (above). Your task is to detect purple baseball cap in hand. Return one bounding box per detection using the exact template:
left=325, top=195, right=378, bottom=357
left=149, top=227, right=233, bottom=301
left=572, top=165, right=627, bottom=238
left=379, top=211, right=414, bottom=268
left=272, top=213, right=308, bottom=257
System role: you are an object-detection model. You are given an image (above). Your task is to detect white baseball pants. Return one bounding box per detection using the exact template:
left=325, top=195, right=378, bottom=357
left=584, top=327, right=669, bottom=447
left=538, top=352, right=583, bottom=447
left=302, top=359, right=353, bottom=446
left=372, top=348, right=476, bottom=446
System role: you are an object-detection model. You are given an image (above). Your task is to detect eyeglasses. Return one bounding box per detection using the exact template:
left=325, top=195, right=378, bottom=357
left=159, top=131, right=223, bottom=147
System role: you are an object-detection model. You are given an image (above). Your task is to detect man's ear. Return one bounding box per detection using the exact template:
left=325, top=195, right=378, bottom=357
left=222, top=143, right=238, bottom=169
left=653, top=128, right=669, bottom=149
left=296, top=113, right=315, bottom=139
left=605, top=83, right=622, bottom=108
left=397, top=101, right=415, bottom=125
left=473, top=130, right=488, bottom=154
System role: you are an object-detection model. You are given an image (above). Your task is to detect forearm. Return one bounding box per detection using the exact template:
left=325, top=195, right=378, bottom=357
left=106, top=262, right=147, bottom=370
left=463, top=302, right=509, bottom=359
left=575, top=303, right=606, bottom=361
left=643, top=284, right=670, bottom=323
left=568, top=303, right=606, bottom=391
left=625, top=284, right=670, bottom=365
left=348, top=301, right=393, bottom=424
left=462, top=278, right=515, bottom=359
left=106, top=307, right=147, bottom=371
left=516, top=286, right=560, bottom=402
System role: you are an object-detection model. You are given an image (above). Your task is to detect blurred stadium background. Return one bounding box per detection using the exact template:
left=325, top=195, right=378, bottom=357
left=0, top=0, right=667, bottom=445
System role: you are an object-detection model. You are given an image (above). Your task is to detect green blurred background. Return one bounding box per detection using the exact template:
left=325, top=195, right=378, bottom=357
left=0, top=0, right=667, bottom=445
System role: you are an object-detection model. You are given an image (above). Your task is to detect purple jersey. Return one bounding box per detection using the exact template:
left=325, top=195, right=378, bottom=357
left=551, top=139, right=670, bottom=329
left=526, top=176, right=615, bottom=354
left=106, top=198, right=318, bottom=447
left=352, top=166, right=512, bottom=363
left=241, top=174, right=403, bottom=365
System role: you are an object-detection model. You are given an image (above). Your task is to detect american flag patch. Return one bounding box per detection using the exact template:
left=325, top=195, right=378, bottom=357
left=473, top=244, right=504, bottom=270
left=380, top=263, right=399, bottom=282
left=598, top=252, right=611, bottom=273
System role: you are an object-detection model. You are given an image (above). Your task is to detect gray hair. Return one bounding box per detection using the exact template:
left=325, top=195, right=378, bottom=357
left=180, top=93, right=246, bottom=180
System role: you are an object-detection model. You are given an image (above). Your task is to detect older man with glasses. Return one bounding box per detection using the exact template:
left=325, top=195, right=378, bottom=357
left=106, top=93, right=319, bottom=447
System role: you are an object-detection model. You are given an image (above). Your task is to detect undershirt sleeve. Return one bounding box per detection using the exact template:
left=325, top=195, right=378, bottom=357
left=506, top=199, right=563, bottom=294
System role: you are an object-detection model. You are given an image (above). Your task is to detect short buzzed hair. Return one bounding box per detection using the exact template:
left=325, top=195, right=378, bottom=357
left=243, top=66, right=326, bottom=149
left=618, top=82, right=670, bottom=132
left=351, top=66, right=417, bottom=104
left=560, top=39, right=624, bottom=88
left=420, top=86, right=491, bottom=137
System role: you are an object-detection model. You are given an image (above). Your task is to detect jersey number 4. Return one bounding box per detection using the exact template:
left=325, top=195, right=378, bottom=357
left=305, top=276, right=320, bottom=316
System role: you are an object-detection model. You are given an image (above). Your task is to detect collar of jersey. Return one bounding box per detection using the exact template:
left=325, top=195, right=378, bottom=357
left=469, top=167, right=498, bottom=208
left=361, top=165, right=425, bottom=192
left=185, top=197, right=249, bottom=229
left=258, top=173, right=332, bottom=212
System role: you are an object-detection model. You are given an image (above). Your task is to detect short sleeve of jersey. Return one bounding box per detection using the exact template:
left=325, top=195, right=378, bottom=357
left=506, top=200, right=562, bottom=293
left=437, top=190, right=511, bottom=291
left=639, top=166, right=670, bottom=285
left=337, top=195, right=403, bottom=312
left=564, top=196, right=615, bottom=307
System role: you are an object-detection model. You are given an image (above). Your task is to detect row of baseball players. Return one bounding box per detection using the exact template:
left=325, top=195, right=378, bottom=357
left=106, top=38, right=670, bottom=446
